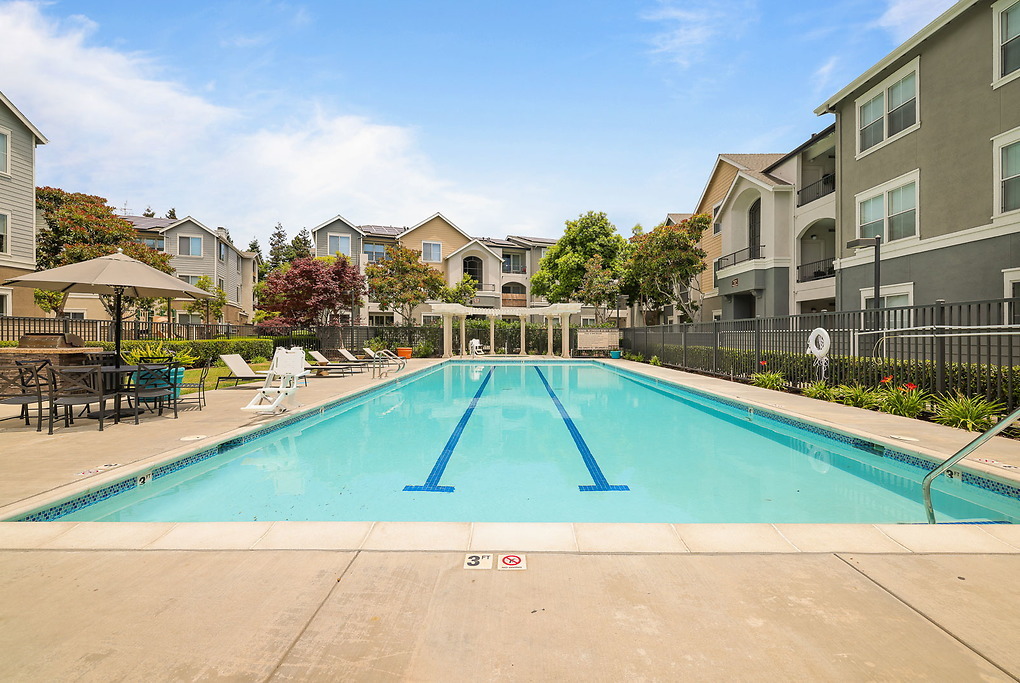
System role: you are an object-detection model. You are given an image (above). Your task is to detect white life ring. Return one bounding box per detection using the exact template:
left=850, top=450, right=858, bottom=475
left=807, top=328, right=831, bottom=358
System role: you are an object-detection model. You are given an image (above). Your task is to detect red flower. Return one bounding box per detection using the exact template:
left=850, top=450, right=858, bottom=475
left=759, top=360, right=767, bottom=366
left=903, top=382, right=918, bottom=390
left=880, top=375, right=893, bottom=383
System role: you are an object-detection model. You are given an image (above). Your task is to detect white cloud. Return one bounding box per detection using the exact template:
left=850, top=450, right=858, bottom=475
left=642, top=0, right=757, bottom=69
left=874, top=0, right=957, bottom=43
left=812, top=56, right=839, bottom=96
left=0, top=1, right=508, bottom=246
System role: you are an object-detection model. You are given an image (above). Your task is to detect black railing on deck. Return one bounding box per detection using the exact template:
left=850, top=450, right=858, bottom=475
left=797, top=173, right=836, bottom=206
left=797, top=257, right=835, bottom=282
left=715, top=245, right=764, bottom=274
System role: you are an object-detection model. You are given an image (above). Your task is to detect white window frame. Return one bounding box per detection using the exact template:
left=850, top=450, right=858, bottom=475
left=580, top=316, right=596, bottom=327
left=712, top=203, right=722, bottom=234
left=712, top=309, right=722, bottom=321
left=0, top=287, right=12, bottom=316
left=854, top=57, right=920, bottom=159
left=178, top=235, right=203, bottom=257
left=177, top=313, right=203, bottom=325
left=177, top=274, right=200, bottom=286
left=993, top=0, right=1020, bottom=89
left=422, top=241, right=442, bottom=262
left=1002, top=266, right=1020, bottom=297
left=363, top=242, right=387, bottom=263
left=328, top=233, right=352, bottom=257
left=859, top=282, right=914, bottom=328
left=63, top=310, right=87, bottom=320
left=218, top=241, right=227, bottom=262
left=368, top=313, right=394, bottom=326
left=0, top=125, right=10, bottom=177
left=236, top=253, right=241, bottom=273
left=217, top=278, right=225, bottom=293
left=993, top=125, right=1020, bottom=220
left=422, top=313, right=441, bottom=325
left=0, top=209, right=10, bottom=255
left=854, top=169, right=920, bottom=244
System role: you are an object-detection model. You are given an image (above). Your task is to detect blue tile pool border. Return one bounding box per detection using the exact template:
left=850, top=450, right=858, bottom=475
left=9, top=359, right=1020, bottom=522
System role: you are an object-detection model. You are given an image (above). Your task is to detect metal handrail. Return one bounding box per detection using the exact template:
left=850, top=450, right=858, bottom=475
left=922, top=404, right=1020, bottom=523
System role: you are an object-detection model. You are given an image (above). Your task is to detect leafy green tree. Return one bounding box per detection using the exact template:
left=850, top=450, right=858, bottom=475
left=290, top=228, right=313, bottom=260
left=183, top=275, right=228, bottom=324
left=34, top=187, right=174, bottom=317
left=624, top=214, right=709, bottom=322
left=365, top=244, right=445, bottom=324
left=267, top=222, right=295, bottom=272
left=439, top=274, right=478, bottom=305
left=531, top=211, right=627, bottom=303
left=576, top=255, right=620, bottom=325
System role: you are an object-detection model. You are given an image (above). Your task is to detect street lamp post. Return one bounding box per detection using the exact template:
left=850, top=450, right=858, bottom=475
left=846, top=236, right=882, bottom=327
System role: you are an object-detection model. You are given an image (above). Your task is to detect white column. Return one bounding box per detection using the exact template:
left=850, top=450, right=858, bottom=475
left=442, top=313, right=453, bottom=358
left=560, top=313, right=571, bottom=358
left=489, top=315, right=496, bottom=354
left=519, top=315, right=527, bottom=356
left=546, top=316, right=554, bottom=356
left=460, top=315, right=467, bottom=356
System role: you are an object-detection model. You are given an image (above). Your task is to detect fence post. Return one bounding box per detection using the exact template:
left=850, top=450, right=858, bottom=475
left=682, top=324, right=687, bottom=368
left=754, top=319, right=762, bottom=368
left=712, top=321, right=719, bottom=374
left=661, top=324, right=665, bottom=361
left=935, top=299, right=946, bottom=395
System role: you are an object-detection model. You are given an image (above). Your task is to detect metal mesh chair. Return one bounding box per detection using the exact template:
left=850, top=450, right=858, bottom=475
left=0, top=360, right=50, bottom=432
left=47, top=365, right=110, bottom=434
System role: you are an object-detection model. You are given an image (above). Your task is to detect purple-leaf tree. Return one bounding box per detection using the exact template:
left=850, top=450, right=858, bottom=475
left=261, top=256, right=365, bottom=327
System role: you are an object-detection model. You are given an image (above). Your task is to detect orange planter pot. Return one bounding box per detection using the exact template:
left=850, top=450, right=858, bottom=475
left=396, top=347, right=413, bottom=359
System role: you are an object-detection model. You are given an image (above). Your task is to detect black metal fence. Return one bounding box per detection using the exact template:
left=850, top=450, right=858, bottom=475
left=621, top=298, right=1020, bottom=408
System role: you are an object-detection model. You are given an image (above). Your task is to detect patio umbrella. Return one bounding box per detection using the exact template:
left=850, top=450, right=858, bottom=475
left=2, top=251, right=213, bottom=367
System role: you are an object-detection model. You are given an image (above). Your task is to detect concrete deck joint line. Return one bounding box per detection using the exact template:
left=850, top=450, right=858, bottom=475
left=770, top=523, right=801, bottom=551
left=834, top=553, right=1018, bottom=680
left=976, top=525, right=1020, bottom=551
left=873, top=525, right=914, bottom=552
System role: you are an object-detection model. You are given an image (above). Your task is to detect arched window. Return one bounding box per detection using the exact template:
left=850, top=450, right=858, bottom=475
left=502, top=282, right=525, bottom=295
left=748, top=198, right=761, bottom=259
left=463, top=256, right=483, bottom=283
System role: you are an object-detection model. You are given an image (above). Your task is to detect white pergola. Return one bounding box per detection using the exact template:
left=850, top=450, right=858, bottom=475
left=429, top=302, right=583, bottom=358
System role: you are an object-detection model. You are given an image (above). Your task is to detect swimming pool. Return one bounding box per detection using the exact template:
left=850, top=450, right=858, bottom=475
left=20, top=361, right=1020, bottom=524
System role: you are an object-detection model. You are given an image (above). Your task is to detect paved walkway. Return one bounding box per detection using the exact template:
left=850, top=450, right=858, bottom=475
left=1, top=358, right=1018, bottom=680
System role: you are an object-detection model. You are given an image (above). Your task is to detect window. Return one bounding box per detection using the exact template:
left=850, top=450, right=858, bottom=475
left=422, top=314, right=442, bottom=325
left=856, top=172, right=918, bottom=242
left=236, top=286, right=241, bottom=302
left=856, top=58, right=919, bottom=156
left=0, top=126, right=9, bottom=175
left=363, top=243, right=387, bottom=263
left=369, top=313, right=394, bottom=326
left=0, top=211, right=9, bottom=255
left=178, top=274, right=200, bottom=286
left=178, top=313, right=202, bottom=325
left=218, top=278, right=225, bottom=293
left=218, top=242, right=227, bottom=262
left=179, top=236, right=202, bottom=256
left=502, top=252, right=525, bottom=274
left=580, top=317, right=596, bottom=327
left=422, top=241, right=442, bottom=262
left=328, top=234, right=351, bottom=257
left=995, top=0, right=1020, bottom=86
left=1002, top=140, right=1020, bottom=213
left=64, top=311, right=86, bottom=320
left=138, top=236, right=164, bottom=251
left=0, top=288, right=11, bottom=316
left=463, top=256, right=483, bottom=283
left=236, top=254, right=241, bottom=273
left=713, top=204, right=722, bottom=234
left=860, top=282, right=914, bottom=328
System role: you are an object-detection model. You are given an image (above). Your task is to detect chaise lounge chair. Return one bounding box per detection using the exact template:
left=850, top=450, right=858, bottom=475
left=309, top=350, right=364, bottom=374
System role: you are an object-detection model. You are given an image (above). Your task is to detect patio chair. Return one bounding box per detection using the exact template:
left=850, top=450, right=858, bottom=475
left=336, top=348, right=373, bottom=365
left=0, top=360, right=50, bottom=432
left=241, top=347, right=308, bottom=414
left=363, top=347, right=406, bottom=371
left=120, top=363, right=180, bottom=424
left=46, top=365, right=111, bottom=434
left=216, top=354, right=267, bottom=389
left=308, top=349, right=363, bottom=374
left=177, top=362, right=210, bottom=409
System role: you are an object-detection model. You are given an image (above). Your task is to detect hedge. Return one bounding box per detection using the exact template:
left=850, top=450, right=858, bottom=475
left=90, top=338, right=274, bottom=367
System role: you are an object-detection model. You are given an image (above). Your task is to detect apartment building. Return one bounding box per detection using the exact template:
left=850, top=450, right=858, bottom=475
left=310, top=212, right=614, bottom=325
left=816, top=0, right=1020, bottom=309
left=0, top=91, right=47, bottom=318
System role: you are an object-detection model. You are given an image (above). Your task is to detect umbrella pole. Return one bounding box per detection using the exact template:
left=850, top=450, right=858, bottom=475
left=114, top=285, right=124, bottom=369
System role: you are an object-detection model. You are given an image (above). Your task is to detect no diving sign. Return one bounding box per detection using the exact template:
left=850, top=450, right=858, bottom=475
left=498, top=554, right=527, bottom=570
left=462, top=553, right=527, bottom=570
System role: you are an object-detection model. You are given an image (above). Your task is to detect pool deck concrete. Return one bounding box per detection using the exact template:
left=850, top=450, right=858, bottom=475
left=1, top=357, right=1019, bottom=680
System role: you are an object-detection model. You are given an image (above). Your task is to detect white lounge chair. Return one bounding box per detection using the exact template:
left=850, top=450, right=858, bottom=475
left=216, top=354, right=264, bottom=389
left=363, top=347, right=405, bottom=371
left=469, top=339, right=485, bottom=356
left=336, top=348, right=372, bottom=365
left=308, top=350, right=362, bottom=374
left=241, top=347, right=309, bottom=414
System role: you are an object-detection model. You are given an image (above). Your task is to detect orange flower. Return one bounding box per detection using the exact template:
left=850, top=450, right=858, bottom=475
left=759, top=360, right=767, bottom=366
left=880, top=375, right=893, bottom=383
left=903, top=382, right=918, bottom=390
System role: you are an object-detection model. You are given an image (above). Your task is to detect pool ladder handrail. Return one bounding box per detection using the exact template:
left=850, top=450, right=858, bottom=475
left=922, top=403, right=1020, bottom=524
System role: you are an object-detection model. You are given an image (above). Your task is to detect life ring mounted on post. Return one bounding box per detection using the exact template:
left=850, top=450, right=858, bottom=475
left=807, top=327, right=831, bottom=359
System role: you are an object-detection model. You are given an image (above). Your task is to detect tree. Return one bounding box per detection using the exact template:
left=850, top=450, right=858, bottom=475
left=530, top=211, right=627, bottom=303
left=142, top=206, right=156, bottom=218
left=260, top=256, right=365, bottom=327
left=290, top=228, right=313, bottom=260
left=165, top=207, right=177, bottom=219
left=183, top=275, right=228, bottom=325
left=625, top=215, right=709, bottom=322
left=365, top=244, right=445, bottom=324
left=266, top=222, right=294, bottom=272
left=439, top=274, right=478, bottom=305
left=576, top=255, right=620, bottom=325
left=35, top=187, right=173, bottom=317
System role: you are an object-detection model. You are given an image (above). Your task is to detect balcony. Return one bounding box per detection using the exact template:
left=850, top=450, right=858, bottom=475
left=501, top=294, right=527, bottom=307
left=714, top=245, right=763, bottom=275
left=797, top=257, right=835, bottom=283
left=797, top=173, right=835, bottom=207
left=475, top=283, right=495, bottom=292
left=502, top=264, right=527, bottom=275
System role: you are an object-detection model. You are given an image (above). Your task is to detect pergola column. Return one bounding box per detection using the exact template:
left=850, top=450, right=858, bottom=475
left=560, top=313, right=571, bottom=358
left=460, top=315, right=467, bottom=356
left=489, top=315, right=496, bottom=354
left=518, top=315, right=527, bottom=356
left=442, top=313, right=453, bottom=358
left=546, top=316, right=554, bottom=356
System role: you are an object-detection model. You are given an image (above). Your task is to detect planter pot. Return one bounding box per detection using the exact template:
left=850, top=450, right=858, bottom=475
left=134, top=366, right=185, bottom=401
left=396, top=347, right=413, bottom=359
left=609, top=350, right=621, bottom=359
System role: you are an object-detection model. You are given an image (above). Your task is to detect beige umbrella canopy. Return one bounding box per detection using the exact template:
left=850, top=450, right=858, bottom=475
left=3, top=251, right=213, bottom=365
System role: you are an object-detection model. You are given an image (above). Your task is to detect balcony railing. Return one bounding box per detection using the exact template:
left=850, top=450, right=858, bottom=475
left=796, top=257, right=835, bottom=283
left=714, top=245, right=763, bottom=275
left=502, top=264, right=527, bottom=274
left=475, top=283, right=495, bottom=291
left=501, top=294, right=527, bottom=307
left=797, top=173, right=836, bottom=206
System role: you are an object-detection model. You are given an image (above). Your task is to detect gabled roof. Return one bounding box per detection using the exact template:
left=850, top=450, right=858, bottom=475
left=479, top=237, right=518, bottom=248
left=123, top=215, right=176, bottom=231
left=814, top=0, right=976, bottom=114
left=718, top=154, right=789, bottom=188
left=665, top=213, right=692, bottom=225
left=310, top=214, right=363, bottom=236
left=401, top=212, right=474, bottom=242
left=446, top=239, right=503, bottom=261
left=0, top=90, right=47, bottom=144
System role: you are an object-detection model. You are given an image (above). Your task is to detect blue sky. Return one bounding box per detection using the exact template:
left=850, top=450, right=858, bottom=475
left=1, top=0, right=955, bottom=247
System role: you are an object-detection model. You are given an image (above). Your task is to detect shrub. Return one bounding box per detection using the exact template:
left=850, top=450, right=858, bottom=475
left=649, top=355, right=662, bottom=366
left=94, top=338, right=274, bottom=366
left=250, top=355, right=269, bottom=364
left=122, top=342, right=199, bottom=367
left=932, top=393, right=1004, bottom=432
left=834, top=384, right=882, bottom=409
left=749, top=371, right=786, bottom=391
left=413, top=339, right=436, bottom=358
left=366, top=337, right=388, bottom=352
left=802, top=381, right=835, bottom=401
left=880, top=386, right=930, bottom=419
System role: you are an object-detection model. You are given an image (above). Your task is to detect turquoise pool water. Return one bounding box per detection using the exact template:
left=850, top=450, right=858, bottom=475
left=59, top=361, right=1020, bottom=523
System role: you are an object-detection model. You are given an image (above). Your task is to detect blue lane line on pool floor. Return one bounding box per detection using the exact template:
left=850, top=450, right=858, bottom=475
left=404, top=367, right=494, bottom=493
left=533, top=366, right=629, bottom=492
